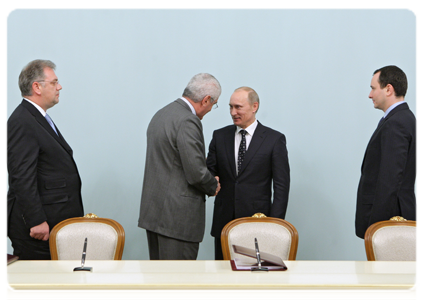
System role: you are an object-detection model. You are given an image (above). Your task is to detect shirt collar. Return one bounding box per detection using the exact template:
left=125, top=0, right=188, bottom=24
left=23, top=98, right=46, bottom=117
left=236, top=119, right=258, bottom=136
left=180, top=97, right=196, bottom=115
left=383, top=101, right=406, bottom=118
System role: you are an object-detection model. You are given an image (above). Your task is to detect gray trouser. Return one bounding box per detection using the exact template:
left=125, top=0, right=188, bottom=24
left=146, top=230, right=199, bottom=260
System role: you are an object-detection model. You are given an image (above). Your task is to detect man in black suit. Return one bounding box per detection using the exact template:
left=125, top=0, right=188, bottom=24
left=206, top=86, right=290, bottom=260
left=355, top=66, right=416, bottom=239
left=8, top=60, right=84, bottom=259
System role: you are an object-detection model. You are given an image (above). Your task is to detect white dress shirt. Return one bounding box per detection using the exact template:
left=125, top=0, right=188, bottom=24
left=23, top=98, right=46, bottom=116
left=235, top=119, right=258, bottom=174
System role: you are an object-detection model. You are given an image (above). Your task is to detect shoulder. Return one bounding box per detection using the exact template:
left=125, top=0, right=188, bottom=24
left=214, top=124, right=236, bottom=134
left=8, top=103, right=35, bottom=127
left=153, top=99, right=198, bottom=123
left=211, top=125, right=236, bottom=140
left=385, top=105, right=415, bottom=128
left=257, top=122, right=285, bottom=138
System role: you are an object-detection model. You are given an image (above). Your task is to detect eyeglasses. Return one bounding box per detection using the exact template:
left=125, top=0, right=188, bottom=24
left=213, top=102, right=218, bottom=109
left=37, top=80, right=60, bottom=86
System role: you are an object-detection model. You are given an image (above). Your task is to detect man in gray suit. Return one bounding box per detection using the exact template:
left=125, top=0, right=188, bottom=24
left=138, top=73, right=221, bottom=260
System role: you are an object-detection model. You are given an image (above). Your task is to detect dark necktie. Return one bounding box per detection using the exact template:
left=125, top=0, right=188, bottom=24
left=45, top=114, right=58, bottom=135
left=237, top=130, right=247, bottom=174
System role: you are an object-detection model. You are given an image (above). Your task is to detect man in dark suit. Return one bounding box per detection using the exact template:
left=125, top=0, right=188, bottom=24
left=355, top=65, right=416, bottom=239
left=206, top=86, right=290, bottom=260
left=138, top=73, right=221, bottom=260
left=8, top=60, right=84, bottom=260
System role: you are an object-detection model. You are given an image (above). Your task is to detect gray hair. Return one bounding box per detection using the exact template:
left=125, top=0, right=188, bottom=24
left=19, top=59, right=56, bottom=97
left=182, top=73, right=221, bottom=103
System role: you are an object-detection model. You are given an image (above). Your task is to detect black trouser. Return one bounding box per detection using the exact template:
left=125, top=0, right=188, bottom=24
left=10, top=238, right=51, bottom=260
left=214, top=237, right=224, bottom=260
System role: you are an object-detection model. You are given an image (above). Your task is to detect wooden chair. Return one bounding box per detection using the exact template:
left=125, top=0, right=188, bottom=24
left=221, top=213, right=299, bottom=261
left=364, top=216, right=416, bottom=261
left=49, top=213, right=125, bottom=260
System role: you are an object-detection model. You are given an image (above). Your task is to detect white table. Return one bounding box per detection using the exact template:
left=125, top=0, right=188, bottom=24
left=7, top=260, right=415, bottom=290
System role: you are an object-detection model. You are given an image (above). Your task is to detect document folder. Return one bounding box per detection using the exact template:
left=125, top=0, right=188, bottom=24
left=7, top=254, right=19, bottom=265
left=230, top=244, right=287, bottom=271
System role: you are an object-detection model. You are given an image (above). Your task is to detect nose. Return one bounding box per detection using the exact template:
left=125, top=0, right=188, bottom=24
left=368, top=91, right=372, bottom=99
left=57, top=83, right=62, bottom=90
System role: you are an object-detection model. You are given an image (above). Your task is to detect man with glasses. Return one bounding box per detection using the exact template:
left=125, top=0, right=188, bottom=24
left=206, top=86, right=290, bottom=260
left=138, top=73, right=221, bottom=260
left=7, top=59, right=84, bottom=260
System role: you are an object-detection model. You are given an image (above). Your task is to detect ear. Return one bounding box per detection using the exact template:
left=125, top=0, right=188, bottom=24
left=32, top=81, right=42, bottom=96
left=201, top=95, right=211, bottom=106
left=385, top=84, right=395, bottom=97
left=252, top=101, right=259, bottom=112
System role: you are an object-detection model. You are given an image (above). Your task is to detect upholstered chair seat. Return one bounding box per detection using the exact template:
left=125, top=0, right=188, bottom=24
left=49, top=214, right=125, bottom=260
left=364, top=217, right=416, bottom=261
left=221, top=213, right=298, bottom=261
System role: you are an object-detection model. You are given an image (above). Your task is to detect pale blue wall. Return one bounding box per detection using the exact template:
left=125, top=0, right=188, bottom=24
left=7, top=9, right=416, bottom=260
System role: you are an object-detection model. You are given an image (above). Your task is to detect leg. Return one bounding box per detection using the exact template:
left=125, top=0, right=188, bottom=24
left=10, top=238, right=51, bottom=260
left=146, top=230, right=160, bottom=260
left=214, top=237, right=224, bottom=260
left=156, top=233, right=199, bottom=260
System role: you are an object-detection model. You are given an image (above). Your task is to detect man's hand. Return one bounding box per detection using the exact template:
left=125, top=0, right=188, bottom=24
left=30, top=221, right=50, bottom=241
left=214, top=176, right=221, bottom=196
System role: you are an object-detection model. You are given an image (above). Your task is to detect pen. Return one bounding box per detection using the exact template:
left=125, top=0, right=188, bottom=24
left=81, top=238, right=87, bottom=267
left=255, top=238, right=261, bottom=268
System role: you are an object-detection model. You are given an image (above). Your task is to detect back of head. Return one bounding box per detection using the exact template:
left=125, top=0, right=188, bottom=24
left=234, top=86, right=260, bottom=112
left=19, top=59, right=56, bottom=97
left=182, top=73, right=221, bottom=103
left=374, top=65, right=407, bottom=98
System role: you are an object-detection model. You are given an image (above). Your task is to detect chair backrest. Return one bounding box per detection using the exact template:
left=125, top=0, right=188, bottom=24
left=49, top=213, right=125, bottom=260
left=221, top=213, right=298, bottom=261
left=364, top=217, right=416, bottom=261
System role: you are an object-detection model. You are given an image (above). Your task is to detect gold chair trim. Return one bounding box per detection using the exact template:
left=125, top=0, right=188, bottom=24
left=251, top=213, right=267, bottom=218
left=84, top=213, right=99, bottom=219
left=390, top=216, right=407, bottom=221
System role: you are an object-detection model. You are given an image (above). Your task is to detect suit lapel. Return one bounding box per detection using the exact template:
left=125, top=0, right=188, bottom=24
left=21, top=100, right=73, bottom=155
left=369, top=103, right=409, bottom=143
left=237, top=122, right=266, bottom=177
left=362, top=103, right=410, bottom=170
left=224, top=126, right=237, bottom=178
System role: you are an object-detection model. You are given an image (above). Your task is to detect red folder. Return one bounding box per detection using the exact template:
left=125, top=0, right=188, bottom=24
left=7, top=254, right=19, bottom=265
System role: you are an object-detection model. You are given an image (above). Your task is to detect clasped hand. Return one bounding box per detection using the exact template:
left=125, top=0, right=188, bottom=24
left=214, top=176, right=221, bottom=196
left=30, top=221, right=50, bottom=241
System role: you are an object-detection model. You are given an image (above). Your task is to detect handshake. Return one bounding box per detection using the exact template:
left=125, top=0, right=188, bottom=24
left=214, top=176, right=221, bottom=196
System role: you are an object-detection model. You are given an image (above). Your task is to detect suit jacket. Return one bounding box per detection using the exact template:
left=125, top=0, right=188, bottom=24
left=7, top=100, right=84, bottom=240
left=355, top=103, right=416, bottom=238
left=207, top=121, right=290, bottom=237
left=138, top=99, right=218, bottom=243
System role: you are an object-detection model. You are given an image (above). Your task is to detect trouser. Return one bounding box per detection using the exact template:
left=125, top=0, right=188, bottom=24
left=214, top=237, right=224, bottom=260
left=146, top=230, right=199, bottom=260
left=10, top=237, right=51, bottom=260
